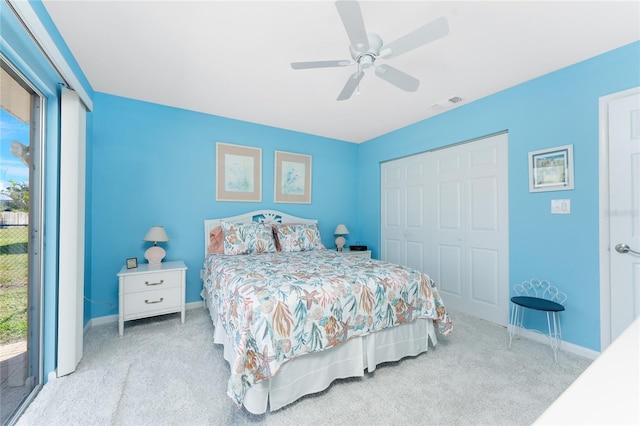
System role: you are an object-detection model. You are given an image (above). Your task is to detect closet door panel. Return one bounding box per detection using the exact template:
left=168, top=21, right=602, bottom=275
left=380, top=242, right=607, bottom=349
left=381, top=152, right=429, bottom=269
left=437, top=244, right=463, bottom=297
left=381, top=182, right=403, bottom=263
left=470, top=247, right=500, bottom=304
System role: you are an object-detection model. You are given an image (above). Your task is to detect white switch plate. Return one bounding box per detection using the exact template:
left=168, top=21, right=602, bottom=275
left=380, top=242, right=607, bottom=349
left=551, top=199, right=571, bottom=214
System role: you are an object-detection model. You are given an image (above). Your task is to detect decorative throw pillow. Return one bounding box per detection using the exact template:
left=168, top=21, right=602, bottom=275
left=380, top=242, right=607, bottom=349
left=275, top=223, right=326, bottom=252
left=207, top=225, right=224, bottom=254
left=250, top=222, right=278, bottom=254
left=222, top=221, right=277, bottom=255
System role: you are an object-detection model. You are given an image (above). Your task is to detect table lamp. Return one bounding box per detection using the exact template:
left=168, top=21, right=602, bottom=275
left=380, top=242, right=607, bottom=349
left=143, top=226, right=170, bottom=265
left=334, top=224, right=349, bottom=252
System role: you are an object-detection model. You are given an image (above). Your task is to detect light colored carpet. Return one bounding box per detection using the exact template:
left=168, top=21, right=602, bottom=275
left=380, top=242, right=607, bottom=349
left=17, top=307, right=591, bottom=426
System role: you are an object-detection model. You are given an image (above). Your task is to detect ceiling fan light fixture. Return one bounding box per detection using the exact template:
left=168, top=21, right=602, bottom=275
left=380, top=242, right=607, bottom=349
left=359, top=54, right=374, bottom=68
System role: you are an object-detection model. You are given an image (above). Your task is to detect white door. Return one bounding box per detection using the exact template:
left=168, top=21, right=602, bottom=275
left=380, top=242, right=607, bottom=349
left=430, top=133, right=509, bottom=325
left=381, top=133, right=509, bottom=326
left=609, top=92, right=640, bottom=343
left=381, top=152, right=429, bottom=271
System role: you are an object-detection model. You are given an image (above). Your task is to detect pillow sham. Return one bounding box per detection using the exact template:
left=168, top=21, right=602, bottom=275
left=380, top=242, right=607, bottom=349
left=222, top=221, right=277, bottom=255
left=275, top=223, right=326, bottom=252
left=207, top=225, right=224, bottom=254
left=270, top=222, right=304, bottom=252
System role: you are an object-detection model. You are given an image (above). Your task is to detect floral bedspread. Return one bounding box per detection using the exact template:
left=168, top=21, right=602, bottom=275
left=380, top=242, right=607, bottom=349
left=201, top=250, right=452, bottom=406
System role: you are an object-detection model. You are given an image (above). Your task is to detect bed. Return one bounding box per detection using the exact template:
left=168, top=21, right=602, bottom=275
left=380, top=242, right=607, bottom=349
left=200, top=210, right=452, bottom=414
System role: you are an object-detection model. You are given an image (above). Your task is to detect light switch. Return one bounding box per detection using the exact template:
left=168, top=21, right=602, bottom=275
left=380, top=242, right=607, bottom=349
left=551, top=199, right=571, bottom=214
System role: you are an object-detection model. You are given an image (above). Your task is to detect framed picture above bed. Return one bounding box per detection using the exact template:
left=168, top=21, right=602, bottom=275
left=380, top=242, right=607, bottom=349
left=274, top=150, right=312, bottom=204
left=528, top=144, right=574, bottom=192
left=216, top=142, right=262, bottom=202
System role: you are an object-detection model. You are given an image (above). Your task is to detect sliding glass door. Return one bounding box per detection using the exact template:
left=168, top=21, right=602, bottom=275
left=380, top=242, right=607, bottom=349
left=0, top=58, right=43, bottom=426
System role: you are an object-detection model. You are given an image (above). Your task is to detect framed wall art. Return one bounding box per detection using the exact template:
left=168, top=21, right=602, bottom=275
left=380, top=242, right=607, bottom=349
left=274, top=150, right=312, bottom=204
left=216, top=142, right=262, bottom=202
left=528, top=144, right=574, bottom=192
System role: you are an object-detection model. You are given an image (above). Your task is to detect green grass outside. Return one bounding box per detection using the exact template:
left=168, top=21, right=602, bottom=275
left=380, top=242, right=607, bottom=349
left=0, top=287, right=27, bottom=344
left=0, top=226, right=29, bottom=344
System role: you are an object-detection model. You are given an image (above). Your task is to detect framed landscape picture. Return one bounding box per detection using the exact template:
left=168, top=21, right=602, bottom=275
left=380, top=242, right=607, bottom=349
left=528, top=144, right=574, bottom=192
left=216, top=142, right=262, bottom=202
left=274, top=151, right=312, bottom=204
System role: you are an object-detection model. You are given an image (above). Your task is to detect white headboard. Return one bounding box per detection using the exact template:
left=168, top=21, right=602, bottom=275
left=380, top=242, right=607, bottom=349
left=204, top=209, right=317, bottom=256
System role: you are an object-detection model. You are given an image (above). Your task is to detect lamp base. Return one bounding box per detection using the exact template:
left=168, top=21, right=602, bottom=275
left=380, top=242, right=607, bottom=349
left=145, top=245, right=166, bottom=265
left=335, top=236, right=346, bottom=252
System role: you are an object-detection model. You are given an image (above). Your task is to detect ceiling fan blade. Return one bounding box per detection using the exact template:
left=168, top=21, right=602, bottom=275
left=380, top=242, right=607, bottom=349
left=335, top=0, right=369, bottom=53
left=291, top=60, right=353, bottom=70
left=380, top=16, right=449, bottom=59
left=337, top=71, right=365, bottom=101
left=375, top=64, right=419, bottom=92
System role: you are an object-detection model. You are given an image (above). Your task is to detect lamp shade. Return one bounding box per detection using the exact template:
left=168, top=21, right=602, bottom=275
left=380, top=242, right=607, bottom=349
left=143, top=226, right=169, bottom=243
left=334, top=224, right=349, bottom=235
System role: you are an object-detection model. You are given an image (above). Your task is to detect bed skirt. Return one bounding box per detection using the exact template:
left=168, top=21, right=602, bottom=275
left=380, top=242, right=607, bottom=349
left=204, top=291, right=438, bottom=414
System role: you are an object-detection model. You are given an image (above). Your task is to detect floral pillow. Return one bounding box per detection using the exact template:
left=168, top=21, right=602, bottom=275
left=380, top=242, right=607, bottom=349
left=275, top=223, right=326, bottom=252
left=222, top=221, right=277, bottom=255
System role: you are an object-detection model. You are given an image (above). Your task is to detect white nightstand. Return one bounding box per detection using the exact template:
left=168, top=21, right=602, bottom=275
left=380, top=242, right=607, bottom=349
left=340, top=248, right=372, bottom=259
left=117, top=260, right=187, bottom=337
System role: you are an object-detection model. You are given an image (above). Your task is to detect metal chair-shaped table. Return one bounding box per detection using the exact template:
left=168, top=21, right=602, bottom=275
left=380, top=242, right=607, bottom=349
left=508, top=279, right=567, bottom=363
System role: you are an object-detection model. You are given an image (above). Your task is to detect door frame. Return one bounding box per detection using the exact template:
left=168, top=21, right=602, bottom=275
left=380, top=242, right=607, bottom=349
left=1, top=53, right=45, bottom=422
left=598, top=86, right=640, bottom=351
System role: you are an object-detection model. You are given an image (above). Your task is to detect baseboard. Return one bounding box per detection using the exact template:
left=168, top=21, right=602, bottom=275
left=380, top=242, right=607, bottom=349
left=85, top=300, right=205, bottom=331
left=516, top=328, right=600, bottom=360
left=81, top=303, right=601, bottom=361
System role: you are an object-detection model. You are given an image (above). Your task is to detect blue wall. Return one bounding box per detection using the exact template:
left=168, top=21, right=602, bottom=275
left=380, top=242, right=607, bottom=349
left=357, top=41, right=640, bottom=352
left=88, top=94, right=359, bottom=319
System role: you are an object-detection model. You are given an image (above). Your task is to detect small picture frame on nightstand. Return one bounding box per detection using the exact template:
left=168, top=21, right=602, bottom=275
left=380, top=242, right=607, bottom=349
left=126, top=257, right=138, bottom=269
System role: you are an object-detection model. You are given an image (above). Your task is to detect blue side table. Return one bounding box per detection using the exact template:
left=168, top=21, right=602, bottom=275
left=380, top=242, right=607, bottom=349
left=508, top=279, right=566, bottom=364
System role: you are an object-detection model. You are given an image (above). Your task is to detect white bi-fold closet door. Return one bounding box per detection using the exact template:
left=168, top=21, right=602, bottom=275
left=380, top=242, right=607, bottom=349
left=381, top=133, right=509, bottom=326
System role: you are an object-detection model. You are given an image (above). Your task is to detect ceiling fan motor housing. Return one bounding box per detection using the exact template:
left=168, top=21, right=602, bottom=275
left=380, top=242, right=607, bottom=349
left=349, top=33, right=383, bottom=68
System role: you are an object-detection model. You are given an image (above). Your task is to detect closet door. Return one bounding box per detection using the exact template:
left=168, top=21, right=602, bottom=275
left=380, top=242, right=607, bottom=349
left=430, top=133, right=509, bottom=325
left=381, top=133, right=509, bottom=326
left=381, top=152, right=429, bottom=272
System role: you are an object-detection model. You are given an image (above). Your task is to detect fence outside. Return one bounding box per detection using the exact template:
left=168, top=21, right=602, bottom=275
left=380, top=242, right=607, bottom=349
left=0, top=224, right=28, bottom=287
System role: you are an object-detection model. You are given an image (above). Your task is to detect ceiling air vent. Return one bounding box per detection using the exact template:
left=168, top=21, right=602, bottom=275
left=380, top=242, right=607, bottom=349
left=429, top=96, right=463, bottom=111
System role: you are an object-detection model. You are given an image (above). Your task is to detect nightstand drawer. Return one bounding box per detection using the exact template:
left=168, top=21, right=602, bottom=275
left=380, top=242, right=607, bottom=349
left=122, top=270, right=181, bottom=293
left=341, top=249, right=372, bottom=259
left=123, top=287, right=181, bottom=316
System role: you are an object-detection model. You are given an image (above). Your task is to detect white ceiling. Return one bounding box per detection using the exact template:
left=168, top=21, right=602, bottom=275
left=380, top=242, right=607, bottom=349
left=42, top=1, right=639, bottom=143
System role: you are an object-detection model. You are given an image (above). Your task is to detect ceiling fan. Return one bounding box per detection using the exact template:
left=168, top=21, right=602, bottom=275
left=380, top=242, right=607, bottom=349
left=291, top=0, right=449, bottom=101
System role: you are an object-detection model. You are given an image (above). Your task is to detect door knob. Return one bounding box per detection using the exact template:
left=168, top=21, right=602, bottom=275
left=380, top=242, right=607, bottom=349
left=615, top=243, right=640, bottom=255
